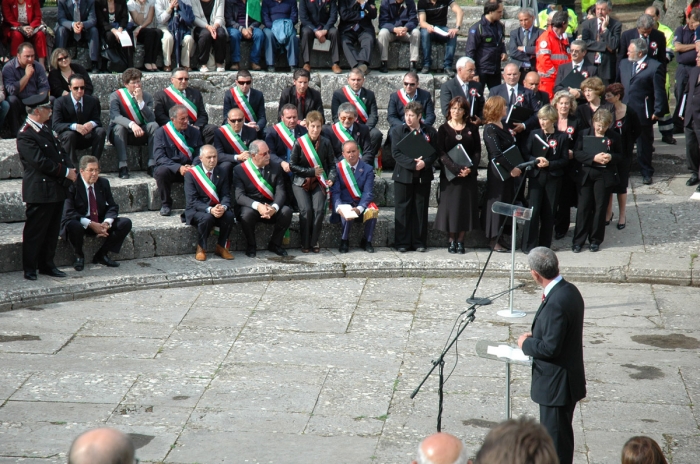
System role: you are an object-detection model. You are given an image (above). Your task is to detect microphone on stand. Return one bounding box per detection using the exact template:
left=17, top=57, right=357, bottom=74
left=516, top=159, right=539, bottom=171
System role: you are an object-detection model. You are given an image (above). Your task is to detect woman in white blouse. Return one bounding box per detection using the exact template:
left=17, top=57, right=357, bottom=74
left=128, top=0, right=164, bottom=71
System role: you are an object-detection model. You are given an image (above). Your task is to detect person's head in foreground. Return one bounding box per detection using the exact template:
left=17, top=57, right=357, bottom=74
left=621, top=436, right=668, bottom=464
left=412, top=432, right=469, bottom=464
left=68, top=427, right=136, bottom=464
left=473, top=417, right=559, bottom=464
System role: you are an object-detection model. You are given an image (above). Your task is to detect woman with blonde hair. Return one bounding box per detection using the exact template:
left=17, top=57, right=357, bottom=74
left=552, top=90, right=579, bottom=239
left=48, top=48, right=94, bottom=99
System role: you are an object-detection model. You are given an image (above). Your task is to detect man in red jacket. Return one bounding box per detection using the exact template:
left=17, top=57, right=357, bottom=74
left=536, top=10, right=571, bottom=98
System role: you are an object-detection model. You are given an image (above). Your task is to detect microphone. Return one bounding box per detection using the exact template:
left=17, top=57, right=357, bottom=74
left=516, top=159, right=539, bottom=171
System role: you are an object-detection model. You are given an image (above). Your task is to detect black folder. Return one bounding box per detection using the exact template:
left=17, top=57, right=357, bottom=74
left=490, top=145, right=525, bottom=181
left=506, top=105, right=534, bottom=124
left=444, top=144, right=473, bottom=181
left=582, top=136, right=608, bottom=167
left=559, top=70, right=586, bottom=90
left=394, top=129, right=436, bottom=160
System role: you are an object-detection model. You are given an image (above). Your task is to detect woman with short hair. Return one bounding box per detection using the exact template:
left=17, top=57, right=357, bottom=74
left=48, top=48, right=94, bottom=99
left=576, top=77, right=614, bottom=131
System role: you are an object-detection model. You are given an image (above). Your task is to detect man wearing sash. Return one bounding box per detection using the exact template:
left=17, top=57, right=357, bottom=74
left=387, top=71, right=436, bottom=128
left=184, top=145, right=236, bottom=261
left=323, top=102, right=373, bottom=164
left=233, top=140, right=292, bottom=257
left=330, top=68, right=382, bottom=162
left=214, top=108, right=258, bottom=175
left=222, top=69, right=267, bottom=137
left=266, top=104, right=308, bottom=210
left=330, top=140, right=377, bottom=253
left=153, top=105, right=204, bottom=216
left=154, top=68, right=218, bottom=145
left=107, top=68, right=159, bottom=179
left=277, top=69, right=324, bottom=126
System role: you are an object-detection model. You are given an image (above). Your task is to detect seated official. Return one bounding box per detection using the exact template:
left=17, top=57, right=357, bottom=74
left=225, top=0, right=265, bottom=71
left=330, top=140, right=377, bottom=253
left=153, top=104, right=204, bottom=216
left=337, top=0, right=377, bottom=74
left=388, top=71, right=436, bottom=128
left=233, top=140, right=293, bottom=258
left=266, top=104, right=308, bottom=172
left=322, top=102, right=373, bottom=163
left=223, top=69, right=267, bottom=135
left=154, top=67, right=217, bottom=144
left=108, top=68, right=159, bottom=179
left=214, top=108, right=259, bottom=175
left=61, top=155, right=133, bottom=271
left=298, top=0, right=341, bottom=73
left=262, top=0, right=300, bottom=71
left=52, top=74, right=106, bottom=167
left=192, top=0, right=227, bottom=73
left=48, top=49, right=94, bottom=99
left=377, top=0, right=420, bottom=73
left=277, top=68, right=324, bottom=126
left=55, top=0, right=100, bottom=72
left=2, top=0, right=48, bottom=66
left=184, top=145, right=236, bottom=261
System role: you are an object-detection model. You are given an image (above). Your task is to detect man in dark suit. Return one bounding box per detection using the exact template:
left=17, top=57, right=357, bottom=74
left=580, top=0, right=621, bottom=84
left=331, top=140, right=377, bottom=253
left=153, top=105, right=204, bottom=216
left=489, top=63, right=541, bottom=140
left=439, top=56, right=484, bottom=122
left=519, top=247, right=585, bottom=464
left=331, top=68, right=382, bottom=162
left=214, top=108, right=259, bottom=175
left=679, top=53, right=700, bottom=189
left=52, top=74, right=106, bottom=169
left=266, top=104, right=308, bottom=171
left=222, top=70, right=266, bottom=136
left=617, top=15, right=667, bottom=72
left=233, top=140, right=293, bottom=257
left=387, top=71, right=436, bottom=128
left=277, top=69, right=324, bottom=125
left=154, top=68, right=218, bottom=145
left=323, top=102, right=373, bottom=163
left=299, top=0, right=341, bottom=73
left=523, top=71, right=550, bottom=107
left=18, top=92, right=78, bottom=280
left=56, top=0, right=100, bottom=71
left=337, top=0, right=377, bottom=74
left=508, top=7, right=543, bottom=82
left=618, top=39, right=668, bottom=185
left=553, top=39, right=597, bottom=105
left=672, top=10, right=700, bottom=134
left=184, top=145, right=236, bottom=261
left=61, top=155, right=132, bottom=271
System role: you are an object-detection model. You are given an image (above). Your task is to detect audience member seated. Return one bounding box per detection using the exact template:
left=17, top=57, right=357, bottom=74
left=440, top=56, right=484, bottom=122
left=108, top=68, right=159, bottom=178
left=52, top=74, right=106, bottom=166
left=277, top=68, right=324, bottom=126
left=153, top=104, right=204, bottom=215
left=473, top=417, right=558, bottom=464
left=68, top=428, right=136, bottom=464
left=61, top=155, right=133, bottom=271
left=2, top=0, right=47, bottom=67
left=225, top=0, right=265, bottom=72
left=184, top=145, right=236, bottom=260
left=322, top=102, right=372, bottom=163
left=214, top=108, right=258, bottom=174
left=154, top=67, right=217, bottom=144
left=621, top=436, right=668, bottom=464
left=267, top=103, right=307, bottom=168
left=96, top=0, right=134, bottom=72
left=155, top=0, right=196, bottom=71
left=377, top=0, right=420, bottom=73
left=56, top=0, right=100, bottom=72
left=262, top=0, right=300, bottom=72
left=192, top=0, right=227, bottom=72
left=0, top=74, right=11, bottom=133
left=410, top=432, right=467, bottom=464
left=418, top=0, right=462, bottom=77
left=298, top=0, right=341, bottom=73
left=2, top=42, right=50, bottom=137
left=388, top=71, right=435, bottom=129
left=337, top=0, right=376, bottom=75
left=48, top=48, right=94, bottom=99
left=128, top=0, right=164, bottom=72
left=233, top=139, right=293, bottom=257
left=223, top=69, right=266, bottom=135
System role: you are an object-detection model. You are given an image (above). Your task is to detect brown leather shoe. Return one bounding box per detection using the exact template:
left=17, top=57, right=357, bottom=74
left=303, top=63, right=311, bottom=71
left=163, top=65, right=172, bottom=72
left=215, top=244, right=234, bottom=260
left=229, top=62, right=239, bottom=71
left=195, top=245, right=206, bottom=261
left=331, top=63, right=342, bottom=74
left=251, top=62, right=262, bottom=71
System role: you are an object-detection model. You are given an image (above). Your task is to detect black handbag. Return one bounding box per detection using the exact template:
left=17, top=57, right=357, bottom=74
left=100, top=42, right=128, bottom=73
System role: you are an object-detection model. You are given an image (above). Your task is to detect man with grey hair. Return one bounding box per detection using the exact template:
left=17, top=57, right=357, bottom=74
left=508, top=8, right=543, bottom=82
left=580, top=0, right=621, bottom=84
left=439, top=56, right=484, bottom=122
left=553, top=39, right=597, bottom=104
left=68, top=427, right=135, bottom=464
left=518, top=247, right=585, bottom=464
left=323, top=102, right=373, bottom=163
left=618, top=14, right=667, bottom=72
left=411, top=432, right=468, bottom=464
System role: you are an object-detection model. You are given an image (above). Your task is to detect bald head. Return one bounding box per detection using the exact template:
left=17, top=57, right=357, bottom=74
left=415, top=432, right=468, bottom=464
left=68, top=428, right=135, bottom=464
left=523, top=72, right=541, bottom=92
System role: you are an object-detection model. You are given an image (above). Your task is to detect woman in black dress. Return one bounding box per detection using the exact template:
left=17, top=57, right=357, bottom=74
left=553, top=90, right=580, bottom=239
left=572, top=109, right=622, bottom=252
left=48, top=48, right=94, bottom=99
left=521, top=105, right=569, bottom=254
left=482, top=95, right=522, bottom=252
left=435, top=96, right=481, bottom=254
left=605, top=83, right=641, bottom=230
left=96, top=0, right=133, bottom=72
left=576, top=77, right=614, bottom=131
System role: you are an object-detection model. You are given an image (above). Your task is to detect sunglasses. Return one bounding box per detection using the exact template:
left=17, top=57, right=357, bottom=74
left=57, top=56, right=69, bottom=62
left=403, top=82, right=417, bottom=87
left=229, top=118, right=243, bottom=123
left=72, top=86, right=85, bottom=90
left=237, top=80, right=252, bottom=85
left=175, top=77, right=189, bottom=81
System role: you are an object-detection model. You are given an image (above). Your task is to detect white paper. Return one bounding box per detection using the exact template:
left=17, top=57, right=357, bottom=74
left=487, top=344, right=530, bottom=362
left=433, top=27, right=450, bottom=37
left=313, top=38, right=331, bottom=52
left=689, top=192, right=700, bottom=201
left=119, top=30, right=133, bottom=47
left=337, top=204, right=358, bottom=219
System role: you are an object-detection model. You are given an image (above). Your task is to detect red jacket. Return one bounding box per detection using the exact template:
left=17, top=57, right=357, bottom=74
left=536, top=27, right=571, bottom=98
left=2, top=0, right=43, bottom=41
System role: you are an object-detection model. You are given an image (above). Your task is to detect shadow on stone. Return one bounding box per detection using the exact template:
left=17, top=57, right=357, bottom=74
left=127, top=433, right=155, bottom=450
left=462, top=418, right=499, bottom=429
left=621, top=364, right=665, bottom=380
left=631, top=334, right=700, bottom=349
left=0, top=335, right=40, bottom=342
left=172, top=396, right=190, bottom=400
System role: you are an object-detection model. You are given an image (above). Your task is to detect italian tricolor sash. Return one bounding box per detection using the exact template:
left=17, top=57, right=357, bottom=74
left=342, top=85, right=369, bottom=123
left=299, top=134, right=329, bottom=189
left=397, top=89, right=413, bottom=106
left=220, top=124, right=247, bottom=154
left=332, top=122, right=363, bottom=155
left=273, top=123, right=295, bottom=150
left=231, top=87, right=257, bottom=123
left=164, top=122, right=194, bottom=159
left=190, top=165, right=219, bottom=206
left=164, top=85, right=197, bottom=121
left=116, top=88, right=145, bottom=124
left=241, top=159, right=274, bottom=201
left=337, top=159, right=362, bottom=201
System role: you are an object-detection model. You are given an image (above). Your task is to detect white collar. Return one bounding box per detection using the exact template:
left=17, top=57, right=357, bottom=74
left=81, top=176, right=94, bottom=191
left=544, top=275, right=563, bottom=297
left=456, top=76, right=467, bottom=88
left=71, top=94, right=83, bottom=106
left=507, top=84, right=518, bottom=93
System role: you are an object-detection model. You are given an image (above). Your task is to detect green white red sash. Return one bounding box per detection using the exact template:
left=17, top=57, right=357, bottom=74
left=337, top=159, right=362, bottom=201
left=273, top=123, right=295, bottom=150
left=299, top=134, right=329, bottom=189
left=189, top=165, right=219, bottom=206
left=116, top=88, right=145, bottom=124
left=342, top=85, right=368, bottom=123
left=397, top=89, right=414, bottom=106
left=332, top=122, right=363, bottom=155
left=241, top=158, right=274, bottom=201
left=164, top=85, right=197, bottom=121
left=374, top=149, right=383, bottom=170
left=220, top=124, right=247, bottom=154
left=231, top=87, right=257, bottom=123
left=164, top=122, right=194, bottom=159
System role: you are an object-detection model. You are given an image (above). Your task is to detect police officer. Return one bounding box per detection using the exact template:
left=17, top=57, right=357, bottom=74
left=18, top=92, right=78, bottom=280
left=465, top=0, right=506, bottom=90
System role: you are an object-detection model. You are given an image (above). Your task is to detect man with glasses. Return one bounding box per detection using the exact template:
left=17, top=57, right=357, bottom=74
left=18, top=92, right=77, bottom=281
left=61, top=155, right=132, bottom=271
left=323, top=102, right=372, bottom=163
left=388, top=71, right=435, bottom=129
left=52, top=74, right=107, bottom=171
left=154, top=67, right=217, bottom=145
left=554, top=39, right=597, bottom=105
left=223, top=69, right=267, bottom=137
left=2, top=42, right=50, bottom=137
left=214, top=107, right=258, bottom=175
left=439, top=56, right=484, bottom=122
left=56, top=0, right=100, bottom=72
left=107, top=68, right=159, bottom=179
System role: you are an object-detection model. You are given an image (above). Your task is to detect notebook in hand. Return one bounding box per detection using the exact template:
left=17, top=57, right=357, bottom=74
left=490, top=158, right=511, bottom=182
left=444, top=144, right=473, bottom=181
left=394, top=129, right=436, bottom=160
left=532, top=133, right=550, bottom=157
left=501, top=144, right=525, bottom=169
left=559, top=70, right=586, bottom=90
left=506, top=105, right=534, bottom=124
left=582, top=136, right=608, bottom=167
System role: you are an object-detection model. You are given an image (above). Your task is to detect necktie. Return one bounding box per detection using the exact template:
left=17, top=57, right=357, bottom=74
left=632, top=64, right=638, bottom=76
left=509, top=88, right=516, bottom=107
left=297, top=94, right=305, bottom=117
left=351, top=166, right=356, bottom=175
left=76, top=101, right=83, bottom=123
left=523, top=28, right=529, bottom=48
left=541, top=293, right=545, bottom=302
left=462, top=83, right=467, bottom=96
left=73, top=0, right=81, bottom=41
left=206, top=171, right=212, bottom=180
left=88, top=186, right=99, bottom=223
left=573, top=64, right=578, bottom=74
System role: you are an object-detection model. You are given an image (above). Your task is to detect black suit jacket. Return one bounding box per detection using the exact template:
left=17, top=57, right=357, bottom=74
left=52, top=94, right=103, bottom=134
left=331, top=86, right=379, bottom=129
left=265, top=124, right=308, bottom=165
left=277, top=85, right=324, bottom=122
left=233, top=161, right=287, bottom=208
left=508, top=26, right=544, bottom=69
left=299, top=0, right=337, bottom=31
left=184, top=165, right=231, bottom=224
left=57, top=0, right=97, bottom=29
left=522, top=278, right=586, bottom=407
left=60, top=176, right=119, bottom=234
left=390, top=124, right=438, bottom=184
left=489, top=84, right=541, bottom=129
left=580, top=16, right=622, bottom=81
left=213, top=124, right=259, bottom=164
left=387, top=88, right=436, bottom=127
left=95, top=0, right=128, bottom=37
left=681, top=66, right=700, bottom=127
left=618, top=29, right=667, bottom=71
left=154, top=87, right=210, bottom=128
left=533, top=90, right=550, bottom=108
left=617, top=58, right=668, bottom=125
left=553, top=60, right=598, bottom=104
left=222, top=87, right=267, bottom=130
left=322, top=123, right=373, bottom=163
left=523, top=130, right=569, bottom=178
left=439, top=78, right=485, bottom=119
left=573, top=128, right=622, bottom=187
left=337, top=0, right=376, bottom=34
left=153, top=125, right=204, bottom=171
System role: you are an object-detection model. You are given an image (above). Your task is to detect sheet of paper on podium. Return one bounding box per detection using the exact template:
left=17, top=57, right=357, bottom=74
left=486, top=344, right=530, bottom=362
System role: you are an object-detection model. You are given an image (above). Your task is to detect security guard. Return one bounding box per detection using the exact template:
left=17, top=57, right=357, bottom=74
left=18, top=92, right=78, bottom=280
left=465, top=1, right=506, bottom=90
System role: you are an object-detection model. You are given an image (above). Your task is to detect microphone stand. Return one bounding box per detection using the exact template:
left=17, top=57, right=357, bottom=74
left=411, top=284, right=524, bottom=432
left=466, top=163, right=535, bottom=305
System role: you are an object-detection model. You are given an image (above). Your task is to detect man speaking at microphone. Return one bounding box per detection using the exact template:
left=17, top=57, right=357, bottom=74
left=518, top=247, right=585, bottom=464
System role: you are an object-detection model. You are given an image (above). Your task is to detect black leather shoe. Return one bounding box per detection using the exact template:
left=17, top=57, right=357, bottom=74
left=364, top=242, right=374, bottom=253
left=420, top=66, right=430, bottom=74
left=119, top=166, right=129, bottom=179
left=696, top=184, right=700, bottom=192
left=456, top=242, right=465, bottom=254
left=339, top=240, right=349, bottom=253
left=572, top=245, right=582, bottom=253
left=409, top=61, right=417, bottom=72
left=245, top=247, right=257, bottom=258
left=267, top=244, right=288, bottom=256
left=379, top=61, right=388, bottom=73
left=24, top=271, right=37, bottom=281
left=554, top=231, right=566, bottom=240
left=160, top=205, right=171, bottom=216
left=589, top=243, right=600, bottom=252
left=73, top=257, right=85, bottom=271
left=39, top=267, right=67, bottom=278
left=661, top=135, right=677, bottom=145
left=687, top=175, right=699, bottom=186
left=416, top=247, right=427, bottom=252
left=93, top=254, right=119, bottom=267
left=643, top=176, right=652, bottom=185
left=448, top=241, right=457, bottom=254
left=617, top=222, right=626, bottom=230
left=605, top=212, right=613, bottom=226
left=444, top=67, right=455, bottom=78
left=147, top=165, right=155, bottom=177
left=397, top=247, right=408, bottom=253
